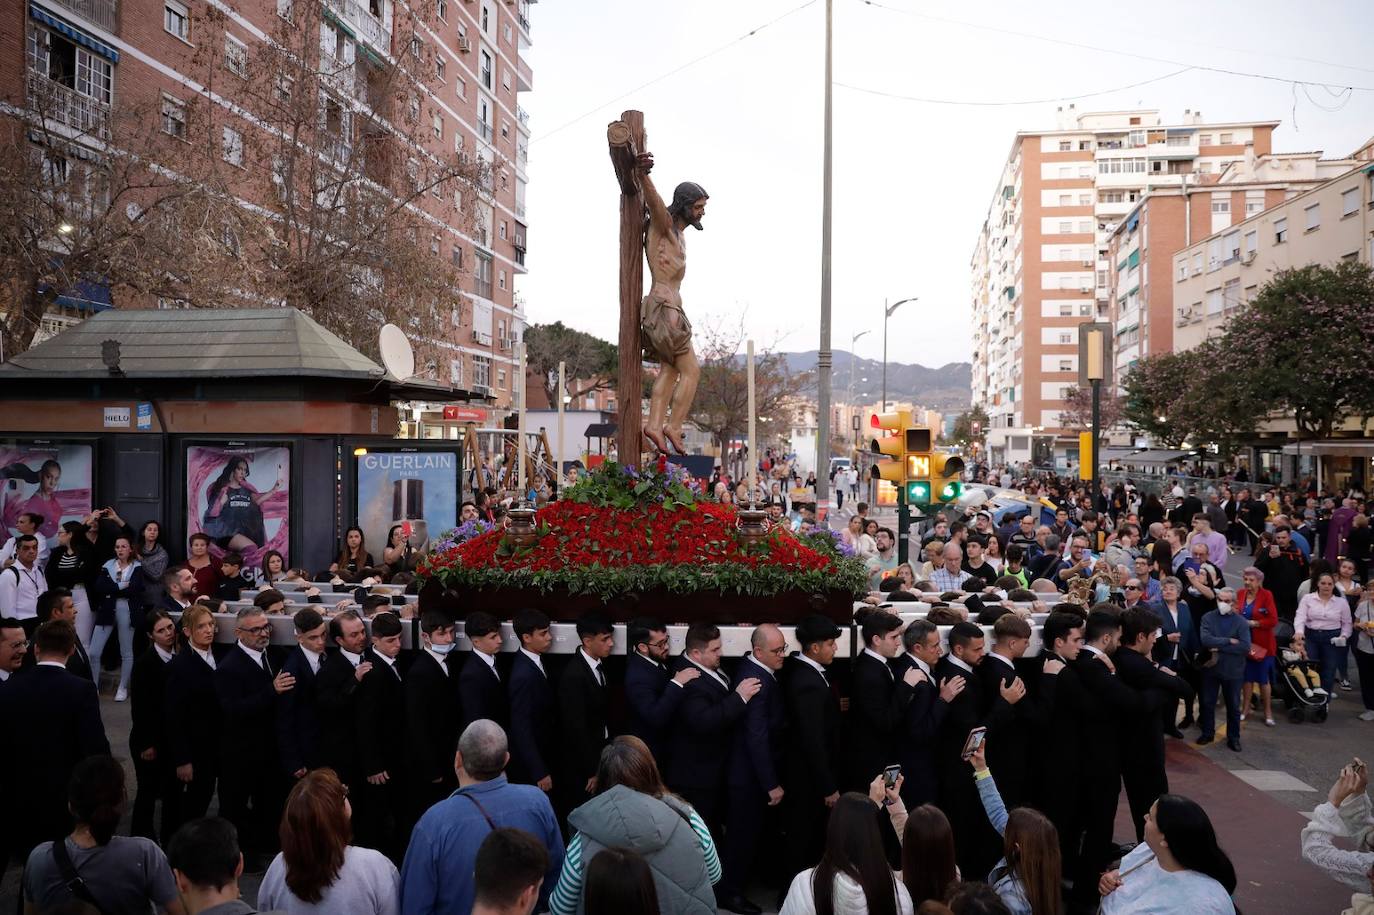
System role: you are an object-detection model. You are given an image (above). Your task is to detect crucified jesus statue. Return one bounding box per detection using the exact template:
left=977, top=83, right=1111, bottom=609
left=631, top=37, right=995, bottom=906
left=635, top=151, right=708, bottom=456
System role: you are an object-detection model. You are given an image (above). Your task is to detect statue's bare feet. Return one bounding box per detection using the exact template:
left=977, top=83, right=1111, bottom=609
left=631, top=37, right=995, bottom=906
left=663, top=427, right=687, bottom=455
left=643, top=428, right=669, bottom=455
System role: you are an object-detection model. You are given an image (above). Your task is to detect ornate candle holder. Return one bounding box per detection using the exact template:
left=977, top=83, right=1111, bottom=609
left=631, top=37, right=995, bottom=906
left=505, top=502, right=539, bottom=548
left=735, top=500, right=771, bottom=547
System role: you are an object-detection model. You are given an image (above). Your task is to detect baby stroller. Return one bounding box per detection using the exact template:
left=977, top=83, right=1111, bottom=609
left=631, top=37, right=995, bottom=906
left=1273, top=620, right=1329, bottom=723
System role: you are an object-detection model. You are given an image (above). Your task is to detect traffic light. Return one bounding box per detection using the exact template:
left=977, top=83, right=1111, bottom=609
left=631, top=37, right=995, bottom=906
left=930, top=452, right=966, bottom=503
left=869, top=411, right=912, bottom=493
left=870, top=412, right=935, bottom=505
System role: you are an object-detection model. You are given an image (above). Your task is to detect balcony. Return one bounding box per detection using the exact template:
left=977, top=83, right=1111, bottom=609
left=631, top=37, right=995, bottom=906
left=516, top=56, right=533, bottom=92
left=50, top=0, right=117, bottom=31
left=326, top=0, right=391, bottom=57
left=27, top=71, right=110, bottom=140
left=516, top=105, right=530, bottom=131
left=478, top=120, right=493, bottom=142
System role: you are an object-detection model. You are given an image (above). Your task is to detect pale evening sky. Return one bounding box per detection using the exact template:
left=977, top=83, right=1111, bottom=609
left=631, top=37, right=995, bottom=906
left=517, top=0, right=1374, bottom=366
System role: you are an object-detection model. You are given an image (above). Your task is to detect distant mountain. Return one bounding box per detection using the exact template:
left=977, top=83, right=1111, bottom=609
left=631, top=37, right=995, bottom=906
left=781, top=350, right=972, bottom=412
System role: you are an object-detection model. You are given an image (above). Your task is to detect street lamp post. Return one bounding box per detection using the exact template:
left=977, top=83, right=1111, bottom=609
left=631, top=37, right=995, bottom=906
left=847, top=330, right=870, bottom=440
left=881, top=297, right=917, bottom=412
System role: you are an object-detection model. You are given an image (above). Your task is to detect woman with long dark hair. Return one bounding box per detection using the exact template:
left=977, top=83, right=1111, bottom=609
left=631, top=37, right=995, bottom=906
left=257, top=768, right=399, bottom=913
left=780, top=793, right=914, bottom=915
left=257, top=549, right=288, bottom=588
left=90, top=534, right=143, bottom=701
left=584, top=847, right=661, bottom=915
left=381, top=525, right=416, bottom=576
left=137, top=520, right=171, bottom=610
left=330, top=527, right=374, bottom=583
left=966, top=745, right=1062, bottom=915
left=899, top=805, right=959, bottom=907
left=1098, top=795, right=1237, bottom=913
left=46, top=519, right=97, bottom=652
left=202, top=455, right=279, bottom=554
left=22, top=755, right=182, bottom=914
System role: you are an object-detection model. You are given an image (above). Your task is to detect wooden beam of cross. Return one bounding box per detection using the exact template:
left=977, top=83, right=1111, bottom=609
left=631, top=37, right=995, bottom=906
left=607, top=110, right=646, bottom=465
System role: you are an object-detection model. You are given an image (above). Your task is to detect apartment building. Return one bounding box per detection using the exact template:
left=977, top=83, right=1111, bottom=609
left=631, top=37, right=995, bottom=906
left=1105, top=149, right=1360, bottom=383
left=3, top=0, right=534, bottom=411
left=1173, top=143, right=1374, bottom=352
left=970, top=105, right=1277, bottom=460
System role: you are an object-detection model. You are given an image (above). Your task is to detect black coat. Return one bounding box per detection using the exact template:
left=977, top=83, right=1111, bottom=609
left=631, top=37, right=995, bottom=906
left=91, top=562, right=145, bottom=626
left=404, top=651, right=461, bottom=786
left=845, top=651, right=914, bottom=790
left=277, top=647, right=323, bottom=776
left=458, top=651, right=508, bottom=730
left=780, top=656, right=841, bottom=800
left=892, top=654, right=949, bottom=808
left=666, top=661, right=747, bottom=792
left=129, top=646, right=172, bottom=757
left=65, top=640, right=94, bottom=683
left=558, top=650, right=609, bottom=786
left=1031, top=650, right=1082, bottom=802
left=933, top=656, right=1007, bottom=880
left=357, top=650, right=405, bottom=779
left=726, top=658, right=785, bottom=795
left=975, top=653, right=1034, bottom=806
left=315, top=651, right=364, bottom=782
left=1072, top=650, right=1143, bottom=779
left=623, top=651, right=684, bottom=764
left=507, top=651, right=554, bottom=784
left=214, top=644, right=281, bottom=772
left=165, top=648, right=221, bottom=770
left=1113, top=647, right=1192, bottom=781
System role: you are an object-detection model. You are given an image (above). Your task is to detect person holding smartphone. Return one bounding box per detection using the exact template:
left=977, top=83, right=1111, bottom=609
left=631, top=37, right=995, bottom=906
left=1302, top=758, right=1374, bottom=894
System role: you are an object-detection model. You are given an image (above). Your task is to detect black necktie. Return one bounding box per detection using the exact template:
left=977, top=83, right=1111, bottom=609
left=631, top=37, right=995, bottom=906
left=261, top=655, right=272, bottom=676
left=595, top=666, right=605, bottom=688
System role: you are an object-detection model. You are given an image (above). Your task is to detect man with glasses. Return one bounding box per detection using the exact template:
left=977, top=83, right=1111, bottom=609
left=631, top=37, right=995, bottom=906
left=1054, top=535, right=1094, bottom=592
left=623, top=616, right=700, bottom=767
left=1122, top=578, right=1149, bottom=610
left=0, top=615, right=28, bottom=683
left=1132, top=556, right=1162, bottom=602
left=214, top=597, right=295, bottom=870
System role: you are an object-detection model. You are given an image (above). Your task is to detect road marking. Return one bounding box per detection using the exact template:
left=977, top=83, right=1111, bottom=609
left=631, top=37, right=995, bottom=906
left=1230, top=770, right=1318, bottom=792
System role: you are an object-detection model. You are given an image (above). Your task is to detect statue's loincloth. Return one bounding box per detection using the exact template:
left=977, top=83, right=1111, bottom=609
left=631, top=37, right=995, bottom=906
left=641, top=292, right=693, bottom=362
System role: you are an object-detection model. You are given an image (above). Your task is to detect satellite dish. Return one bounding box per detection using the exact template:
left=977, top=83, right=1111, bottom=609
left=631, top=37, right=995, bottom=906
left=379, top=323, right=415, bottom=380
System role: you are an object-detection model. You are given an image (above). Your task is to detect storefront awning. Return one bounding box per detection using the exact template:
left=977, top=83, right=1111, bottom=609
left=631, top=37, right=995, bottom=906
left=1280, top=440, right=1374, bottom=457
left=29, top=5, right=119, bottom=62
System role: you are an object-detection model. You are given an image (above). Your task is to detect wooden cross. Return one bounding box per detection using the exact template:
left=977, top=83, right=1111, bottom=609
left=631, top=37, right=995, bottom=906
left=606, top=110, right=646, bottom=465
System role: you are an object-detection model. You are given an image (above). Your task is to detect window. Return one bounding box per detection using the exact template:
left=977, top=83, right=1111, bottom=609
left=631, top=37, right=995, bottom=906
left=1059, top=248, right=1072, bottom=261
left=481, top=2, right=491, bottom=32
left=1058, top=221, right=1072, bottom=233
left=221, top=126, right=243, bottom=165
left=457, top=76, right=466, bottom=98
left=1211, top=199, right=1229, bottom=214
left=1101, top=190, right=1125, bottom=203
left=1199, top=133, right=1212, bottom=145
left=1244, top=285, right=1257, bottom=303
left=1274, top=217, right=1287, bottom=243
left=436, top=0, right=447, bottom=20
left=1244, top=230, right=1257, bottom=257
left=450, top=358, right=463, bottom=386
left=436, top=59, right=446, bottom=82
left=504, top=22, right=513, bottom=43
left=1305, top=203, right=1320, bottom=231
left=1079, top=220, right=1093, bottom=233
left=410, top=36, right=422, bottom=59
left=432, top=112, right=443, bottom=140
left=1246, top=192, right=1264, bottom=214
left=1342, top=187, right=1359, bottom=217
left=1223, top=231, right=1240, bottom=263
left=277, top=0, right=293, bottom=20
left=451, top=246, right=463, bottom=269
left=480, top=50, right=493, bottom=89
left=1057, top=140, right=1070, bottom=151
left=1059, top=359, right=1073, bottom=371
left=1219, top=132, right=1233, bottom=144
left=165, top=0, right=190, bottom=40
left=1205, top=287, right=1223, bottom=315
left=1058, top=332, right=1072, bottom=344
left=1059, top=304, right=1073, bottom=316
left=500, top=120, right=509, bottom=140
left=1058, top=194, right=1071, bottom=206
left=274, top=73, right=293, bottom=102
left=1177, top=260, right=1188, bottom=281
left=160, top=94, right=186, bottom=138
left=1079, top=193, right=1092, bottom=205
left=473, top=250, right=493, bottom=298
left=1206, top=237, right=1224, bottom=271
left=1223, top=278, right=1240, bottom=310
left=498, top=268, right=506, bottom=291
left=499, top=220, right=507, bottom=240
left=1058, top=166, right=1071, bottom=178
left=1192, top=251, right=1203, bottom=274
left=502, top=68, right=511, bottom=91
left=430, top=235, right=440, bottom=254
left=225, top=35, right=247, bottom=76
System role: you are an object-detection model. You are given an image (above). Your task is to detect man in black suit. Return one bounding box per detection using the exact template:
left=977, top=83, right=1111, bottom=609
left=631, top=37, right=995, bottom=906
left=1031, top=610, right=1084, bottom=881
left=1115, top=604, right=1193, bottom=842
left=160, top=567, right=196, bottom=615
left=557, top=615, right=614, bottom=821
left=315, top=609, right=372, bottom=790
left=278, top=607, right=327, bottom=782
left=935, top=620, right=1024, bottom=880
left=719, top=624, right=786, bottom=915
left=624, top=616, right=699, bottom=766
left=34, top=588, right=92, bottom=680
left=780, top=615, right=843, bottom=890
left=130, top=608, right=178, bottom=841
left=0, top=616, right=26, bottom=684
left=213, top=594, right=295, bottom=866
left=508, top=608, right=555, bottom=792
left=1073, top=608, right=1144, bottom=907
left=846, top=610, right=921, bottom=792
left=164, top=603, right=221, bottom=837
left=459, top=610, right=508, bottom=729
left=975, top=614, right=1039, bottom=808
left=357, top=611, right=406, bottom=860
left=893, top=620, right=965, bottom=808
left=406, top=609, right=463, bottom=820
left=666, top=622, right=762, bottom=835
left=0, top=620, right=109, bottom=859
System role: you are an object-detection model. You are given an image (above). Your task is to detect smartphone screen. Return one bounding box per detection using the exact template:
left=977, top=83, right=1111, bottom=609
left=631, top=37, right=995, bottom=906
left=961, top=727, right=987, bottom=759
left=883, top=765, right=901, bottom=789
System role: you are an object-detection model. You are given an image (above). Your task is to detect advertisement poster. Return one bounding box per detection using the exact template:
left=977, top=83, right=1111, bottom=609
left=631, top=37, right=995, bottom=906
left=356, top=450, right=458, bottom=555
left=186, top=444, right=290, bottom=567
left=0, top=442, right=94, bottom=549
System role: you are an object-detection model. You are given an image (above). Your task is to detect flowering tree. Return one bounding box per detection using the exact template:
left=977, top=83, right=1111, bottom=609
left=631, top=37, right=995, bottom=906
left=1059, top=385, right=1126, bottom=431
left=689, top=318, right=807, bottom=461
left=1122, top=351, right=1195, bottom=447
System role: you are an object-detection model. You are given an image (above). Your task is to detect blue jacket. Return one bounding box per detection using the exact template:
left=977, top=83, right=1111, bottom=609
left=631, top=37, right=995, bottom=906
left=624, top=651, right=685, bottom=764
left=399, top=775, right=565, bottom=915
left=726, top=655, right=784, bottom=794
left=507, top=650, right=554, bottom=784
left=91, top=559, right=144, bottom=626
left=1149, top=599, right=1198, bottom=667
left=1199, top=609, right=1251, bottom=681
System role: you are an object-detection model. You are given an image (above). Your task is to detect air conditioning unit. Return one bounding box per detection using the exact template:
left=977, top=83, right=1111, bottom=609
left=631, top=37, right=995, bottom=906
left=1241, top=252, right=1256, bottom=265
left=457, top=38, right=471, bottom=53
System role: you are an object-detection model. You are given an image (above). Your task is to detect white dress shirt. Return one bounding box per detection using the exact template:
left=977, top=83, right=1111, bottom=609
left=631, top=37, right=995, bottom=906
left=862, top=647, right=895, bottom=678
left=301, top=646, right=323, bottom=675
left=519, top=647, right=546, bottom=677
left=341, top=648, right=363, bottom=668
left=192, top=645, right=216, bottom=670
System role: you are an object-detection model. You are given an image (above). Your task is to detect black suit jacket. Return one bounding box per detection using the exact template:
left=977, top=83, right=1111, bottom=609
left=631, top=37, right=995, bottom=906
left=507, top=651, right=554, bottom=784
left=277, top=647, right=323, bottom=776
left=666, top=660, right=748, bottom=792
left=66, top=641, right=94, bottom=682
left=129, top=646, right=172, bottom=757
left=892, top=654, right=948, bottom=808
left=315, top=650, right=364, bottom=782
left=623, top=651, right=684, bottom=763
left=780, top=656, right=841, bottom=800
left=846, top=651, right=915, bottom=789
left=1113, top=647, right=1192, bottom=778
left=458, top=651, right=508, bottom=729
left=558, top=650, right=609, bottom=785
left=405, top=651, right=462, bottom=786
left=214, top=643, right=280, bottom=771
left=933, top=657, right=1015, bottom=792
left=165, top=648, right=221, bottom=769
left=726, top=658, right=785, bottom=794
left=357, top=650, right=405, bottom=779
left=1030, top=650, right=1081, bottom=797
left=976, top=653, right=1033, bottom=804
left=1073, top=649, right=1144, bottom=780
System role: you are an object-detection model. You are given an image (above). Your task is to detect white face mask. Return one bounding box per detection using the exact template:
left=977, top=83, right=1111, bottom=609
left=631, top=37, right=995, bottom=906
left=1217, top=602, right=1233, bottom=615
left=429, top=641, right=456, bottom=655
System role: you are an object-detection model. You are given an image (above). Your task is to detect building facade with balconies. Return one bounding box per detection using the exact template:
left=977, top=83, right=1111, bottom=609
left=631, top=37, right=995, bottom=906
left=969, top=105, right=1277, bottom=458
left=3, top=0, right=535, bottom=412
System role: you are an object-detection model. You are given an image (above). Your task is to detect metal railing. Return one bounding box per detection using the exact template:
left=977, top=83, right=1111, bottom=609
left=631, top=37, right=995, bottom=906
left=326, top=0, right=391, bottom=55
left=27, top=71, right=110, bottom=140
left=516, top=105, right=530, bottom=129
left=50, top=0, right=117, bottom=32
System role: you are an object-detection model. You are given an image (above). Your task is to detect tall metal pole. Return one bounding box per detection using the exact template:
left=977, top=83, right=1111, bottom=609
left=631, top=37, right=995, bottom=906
left=881, top=298, right=888, bottom=413
left=1090, top=378, right=1102, bottom=515
left=815, top=0, right=834, bottom=526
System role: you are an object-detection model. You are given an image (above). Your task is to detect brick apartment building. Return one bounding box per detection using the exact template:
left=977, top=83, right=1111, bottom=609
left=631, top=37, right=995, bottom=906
left=969, top=105, right=1279, bottom=464
left=2, top=0, right=533, bottom=412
